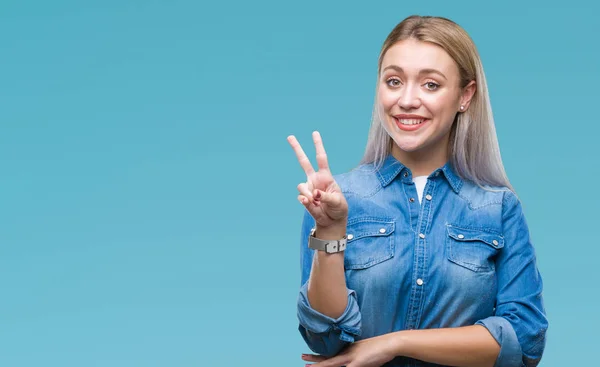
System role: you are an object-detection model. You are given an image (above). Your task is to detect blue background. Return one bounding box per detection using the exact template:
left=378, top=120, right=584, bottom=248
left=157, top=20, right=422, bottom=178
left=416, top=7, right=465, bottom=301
left=0, top=0, right=596, bottom=366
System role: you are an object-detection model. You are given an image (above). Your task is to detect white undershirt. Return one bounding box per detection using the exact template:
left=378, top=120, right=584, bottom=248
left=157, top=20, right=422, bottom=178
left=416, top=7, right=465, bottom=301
left=412, top=176, right=428, bottom=204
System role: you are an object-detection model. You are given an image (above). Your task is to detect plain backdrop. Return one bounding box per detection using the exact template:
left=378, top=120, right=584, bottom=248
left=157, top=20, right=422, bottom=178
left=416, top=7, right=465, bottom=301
left=1, top=0, right=597, bottom=366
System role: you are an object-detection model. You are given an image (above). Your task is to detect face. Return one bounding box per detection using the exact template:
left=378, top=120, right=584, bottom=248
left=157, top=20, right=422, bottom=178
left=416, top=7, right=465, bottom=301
left=378, top=39, right=475, bottom=162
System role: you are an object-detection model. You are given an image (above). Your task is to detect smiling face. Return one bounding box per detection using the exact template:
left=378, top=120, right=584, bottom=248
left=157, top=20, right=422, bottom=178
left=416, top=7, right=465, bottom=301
left=378, top=38, right=475, bottom=166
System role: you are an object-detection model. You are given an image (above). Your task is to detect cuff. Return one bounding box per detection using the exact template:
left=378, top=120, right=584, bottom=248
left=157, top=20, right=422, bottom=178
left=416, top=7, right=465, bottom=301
left=476, top=316, right=523, bottom=367
left=297, top=282, right=361, bottom=356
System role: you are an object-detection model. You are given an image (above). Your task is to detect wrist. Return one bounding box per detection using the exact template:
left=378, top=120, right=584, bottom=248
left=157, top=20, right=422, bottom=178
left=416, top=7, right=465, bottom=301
left=314, top=222, right=347, bottom=240
left=385, top=330, right=408, bottom=358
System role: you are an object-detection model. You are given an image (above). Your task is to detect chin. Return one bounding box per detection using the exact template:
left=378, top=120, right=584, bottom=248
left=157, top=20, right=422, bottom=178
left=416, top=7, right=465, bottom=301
left=392, top=139, right=424, bottom=153
left=383, top=122, right=425, bottom=152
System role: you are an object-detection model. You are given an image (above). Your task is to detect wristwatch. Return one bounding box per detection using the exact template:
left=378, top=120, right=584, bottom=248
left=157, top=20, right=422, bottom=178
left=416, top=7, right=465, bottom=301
left=308, top=228, right=347, bottom=253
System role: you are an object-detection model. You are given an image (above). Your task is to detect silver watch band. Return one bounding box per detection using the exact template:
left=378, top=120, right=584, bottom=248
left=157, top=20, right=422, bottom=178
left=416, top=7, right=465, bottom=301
left=308, top=228, right=347, bottom=253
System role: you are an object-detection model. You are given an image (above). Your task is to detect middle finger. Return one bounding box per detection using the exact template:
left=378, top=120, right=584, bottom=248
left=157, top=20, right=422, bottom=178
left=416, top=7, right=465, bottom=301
left=312, top=131, right=330, bottom=171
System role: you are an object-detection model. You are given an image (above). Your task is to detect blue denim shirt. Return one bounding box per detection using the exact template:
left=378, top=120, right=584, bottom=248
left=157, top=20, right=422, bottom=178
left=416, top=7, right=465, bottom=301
left=296, top=154, right=548, bottom=367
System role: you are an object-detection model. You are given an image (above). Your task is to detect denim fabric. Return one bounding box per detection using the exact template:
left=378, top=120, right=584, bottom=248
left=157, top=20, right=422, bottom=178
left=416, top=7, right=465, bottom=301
left=297, top=154, right=547, bottom=367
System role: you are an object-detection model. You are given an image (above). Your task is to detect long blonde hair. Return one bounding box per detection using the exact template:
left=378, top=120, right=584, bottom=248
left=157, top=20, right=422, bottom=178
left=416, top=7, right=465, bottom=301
left=360, top=15, right=514, bottom=193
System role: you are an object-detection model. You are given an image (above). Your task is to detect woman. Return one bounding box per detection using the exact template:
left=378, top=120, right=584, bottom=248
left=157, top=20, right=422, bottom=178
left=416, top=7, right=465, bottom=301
left=287, top=15, right=548, bottom=367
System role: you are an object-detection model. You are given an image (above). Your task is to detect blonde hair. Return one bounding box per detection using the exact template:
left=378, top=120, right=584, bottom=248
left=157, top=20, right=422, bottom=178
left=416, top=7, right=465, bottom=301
left=360, top=15, right=514, bottom=193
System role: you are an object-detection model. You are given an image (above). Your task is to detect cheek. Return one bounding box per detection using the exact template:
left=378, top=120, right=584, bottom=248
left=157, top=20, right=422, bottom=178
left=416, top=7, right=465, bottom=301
left=377, top=85, right=398, bottom=107
left=422, top=92, right=457, bottom=116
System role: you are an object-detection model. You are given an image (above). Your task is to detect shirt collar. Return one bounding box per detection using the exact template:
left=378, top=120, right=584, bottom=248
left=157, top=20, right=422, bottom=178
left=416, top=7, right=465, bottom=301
left=375, top=154, right=463, bottom=194
left=437, top=160, right=463, bottom=194
left=375, top=154, right=406, bottom=187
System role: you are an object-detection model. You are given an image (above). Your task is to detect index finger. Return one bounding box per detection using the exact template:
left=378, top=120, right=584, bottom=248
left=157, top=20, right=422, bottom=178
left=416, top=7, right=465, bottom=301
left=287, top=135, right=315, bottom=176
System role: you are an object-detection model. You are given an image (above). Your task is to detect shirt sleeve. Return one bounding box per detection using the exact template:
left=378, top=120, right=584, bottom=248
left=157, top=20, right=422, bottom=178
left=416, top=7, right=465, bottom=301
left=476, top=190, right=548, bottom=367
left=296, top=209, right=362, bottom=357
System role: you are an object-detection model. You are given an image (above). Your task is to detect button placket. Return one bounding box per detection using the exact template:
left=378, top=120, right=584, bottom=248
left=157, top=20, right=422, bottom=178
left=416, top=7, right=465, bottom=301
left=405, top=177, right=436, bottom=331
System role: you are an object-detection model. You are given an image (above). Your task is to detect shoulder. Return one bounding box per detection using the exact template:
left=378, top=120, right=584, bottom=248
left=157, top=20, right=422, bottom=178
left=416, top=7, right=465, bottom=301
left=332, top=163, right=383, bottom=198
left=457, top=180, right=527, bottom=231
left=457, top=180, right=514, bottom=210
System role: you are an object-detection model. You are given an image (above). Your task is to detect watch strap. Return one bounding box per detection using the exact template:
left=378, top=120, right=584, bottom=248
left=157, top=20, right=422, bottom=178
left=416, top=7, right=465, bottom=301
left=308, top=228, right=347, bottom=253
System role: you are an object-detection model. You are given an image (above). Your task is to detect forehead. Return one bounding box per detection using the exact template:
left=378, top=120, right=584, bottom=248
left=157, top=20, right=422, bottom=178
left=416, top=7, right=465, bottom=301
left=381, top=39, right=458, bottom=76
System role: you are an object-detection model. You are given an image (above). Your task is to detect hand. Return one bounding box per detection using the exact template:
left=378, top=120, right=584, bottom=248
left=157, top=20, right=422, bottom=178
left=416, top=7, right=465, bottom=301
left=301, top=333, right=397, bottom=367
left=287, top=131, right=348, bottom=229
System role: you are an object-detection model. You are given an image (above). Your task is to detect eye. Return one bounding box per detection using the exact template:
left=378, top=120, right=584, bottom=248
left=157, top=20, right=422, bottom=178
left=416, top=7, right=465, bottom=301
left=424, top=81, right=440, bottom=91
left=386, top=77, right=402, bottom=88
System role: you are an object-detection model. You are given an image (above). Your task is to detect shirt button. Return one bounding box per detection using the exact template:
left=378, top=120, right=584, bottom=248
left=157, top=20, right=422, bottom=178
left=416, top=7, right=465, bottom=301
left=416, top=279, right=424, bottom=286
left=457, top=234, right=465, bottom=239
left=347, top=234, right=354, bottom=240
left=403, top=172, right=408, bottom=177
left=435, top=172, right=440, bottom=176
left=492, top=239, right=499, bottom=246
left=425, top=194, right=432, bottom=200
left=379, top=228, right=386, bottom=234
left=409, top=198, right=415, bottom=202
left=419, top=233, right=425, bottom=239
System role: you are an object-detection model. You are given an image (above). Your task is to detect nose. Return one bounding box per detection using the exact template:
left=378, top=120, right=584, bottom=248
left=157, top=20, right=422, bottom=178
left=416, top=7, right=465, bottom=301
left=397, top=84, right=421, bottom=110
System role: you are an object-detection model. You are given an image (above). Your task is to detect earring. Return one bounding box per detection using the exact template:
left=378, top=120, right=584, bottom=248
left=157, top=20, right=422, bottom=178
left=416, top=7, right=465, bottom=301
left=460, top=105, right=465, bottom=111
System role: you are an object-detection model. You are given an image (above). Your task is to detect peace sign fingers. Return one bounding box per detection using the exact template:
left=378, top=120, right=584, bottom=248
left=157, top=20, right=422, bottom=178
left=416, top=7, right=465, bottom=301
left=287, top=131, right=348, bottom=227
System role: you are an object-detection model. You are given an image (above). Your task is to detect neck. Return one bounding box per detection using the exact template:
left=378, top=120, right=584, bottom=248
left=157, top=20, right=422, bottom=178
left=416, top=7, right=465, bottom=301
left=391, top=138, right=450, bottom=177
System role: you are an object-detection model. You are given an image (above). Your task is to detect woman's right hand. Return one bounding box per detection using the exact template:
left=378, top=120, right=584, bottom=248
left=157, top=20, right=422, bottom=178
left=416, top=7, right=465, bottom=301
left=287, top=131, right=348, bottom=230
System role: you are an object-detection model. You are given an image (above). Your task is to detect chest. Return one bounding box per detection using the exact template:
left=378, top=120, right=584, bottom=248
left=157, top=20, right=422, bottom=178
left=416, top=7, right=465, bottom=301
left=341, top=193, right=504, bottom=303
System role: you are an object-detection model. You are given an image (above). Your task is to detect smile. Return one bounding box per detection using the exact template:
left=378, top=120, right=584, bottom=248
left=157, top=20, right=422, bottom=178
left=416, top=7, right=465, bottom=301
left=397, top=118, right=426, bottom=125
left=393, top=117, right=430, bottom=131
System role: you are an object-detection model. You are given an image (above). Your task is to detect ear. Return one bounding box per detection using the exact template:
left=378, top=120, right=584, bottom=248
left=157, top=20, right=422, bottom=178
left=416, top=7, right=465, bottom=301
left=459, top=80, right=476, bottom=112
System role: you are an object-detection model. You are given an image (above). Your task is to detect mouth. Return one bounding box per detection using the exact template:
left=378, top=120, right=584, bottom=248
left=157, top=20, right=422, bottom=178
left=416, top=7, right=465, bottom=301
left=395, top=118, right=428, bottom=125
left=392, top=115, right=430, bottom=131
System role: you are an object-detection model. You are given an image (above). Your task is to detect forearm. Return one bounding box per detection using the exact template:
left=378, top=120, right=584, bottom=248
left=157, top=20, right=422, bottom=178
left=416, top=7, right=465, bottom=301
left=307, top=224, right=348, bottom=319
left=390, top=325, right=500, bottom=367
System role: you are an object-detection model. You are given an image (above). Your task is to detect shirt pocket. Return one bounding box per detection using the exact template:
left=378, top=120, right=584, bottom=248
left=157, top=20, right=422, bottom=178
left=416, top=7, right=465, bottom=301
left=343, top=218, right=395, bottom=270
left=445, top=224, right=504, bottom=273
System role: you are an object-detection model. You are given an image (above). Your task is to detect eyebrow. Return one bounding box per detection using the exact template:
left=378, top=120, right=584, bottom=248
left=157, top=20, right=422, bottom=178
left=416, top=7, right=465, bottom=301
left=382, top=65, right=447, bottom=81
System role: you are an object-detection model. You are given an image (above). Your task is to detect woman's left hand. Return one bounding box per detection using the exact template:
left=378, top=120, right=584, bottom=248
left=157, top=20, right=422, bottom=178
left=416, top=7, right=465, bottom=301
left=301, top=333, right=398, bottom=367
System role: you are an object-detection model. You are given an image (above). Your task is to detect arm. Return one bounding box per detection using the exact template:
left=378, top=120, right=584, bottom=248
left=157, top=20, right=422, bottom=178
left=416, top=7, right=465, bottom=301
left=473, top=190, right=548, bottom=366
left=307, top=218, right=349, bottom=319
left=388, top=325, right=500, bottom=367
left=297, top=209, right=362, bottom=357
left=303, top=325, right=500, bottom=367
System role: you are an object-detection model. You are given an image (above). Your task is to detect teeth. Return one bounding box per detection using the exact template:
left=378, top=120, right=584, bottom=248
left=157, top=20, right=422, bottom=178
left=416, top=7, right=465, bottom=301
left=397, top=118, right=425, bottom=125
